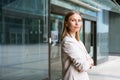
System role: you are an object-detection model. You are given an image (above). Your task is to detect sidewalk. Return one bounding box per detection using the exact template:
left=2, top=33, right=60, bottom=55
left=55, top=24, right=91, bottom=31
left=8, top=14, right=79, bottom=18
left=88, top=54, right=120, bottom=80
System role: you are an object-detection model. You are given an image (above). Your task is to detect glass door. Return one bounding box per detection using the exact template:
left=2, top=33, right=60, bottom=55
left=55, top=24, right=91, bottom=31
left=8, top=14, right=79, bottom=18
left=83, top=20, right=97, bottom=64
left=84, top=20, right=93, bottom=57
left=49, top=14, right=64, bottom=80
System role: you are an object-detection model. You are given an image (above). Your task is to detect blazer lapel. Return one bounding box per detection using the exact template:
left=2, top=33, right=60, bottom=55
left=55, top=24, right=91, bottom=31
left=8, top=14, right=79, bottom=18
left=66, top=33, right=87, bottom=55
left=72, top=36, right=88, bottom=56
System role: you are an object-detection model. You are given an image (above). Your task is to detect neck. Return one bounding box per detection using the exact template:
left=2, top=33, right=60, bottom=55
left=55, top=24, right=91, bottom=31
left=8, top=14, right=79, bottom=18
left=69, top=32, right=75, bottom=38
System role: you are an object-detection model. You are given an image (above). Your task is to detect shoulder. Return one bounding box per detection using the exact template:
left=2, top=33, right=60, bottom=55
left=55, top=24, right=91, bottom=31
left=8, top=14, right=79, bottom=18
left=61, top=36, right=77, bottom=48
left=62, top=36, right=73, bottom=43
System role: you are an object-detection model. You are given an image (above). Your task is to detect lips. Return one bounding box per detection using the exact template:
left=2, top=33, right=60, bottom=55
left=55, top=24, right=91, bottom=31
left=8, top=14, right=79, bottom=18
left=74, top=27, right=80, bottom=28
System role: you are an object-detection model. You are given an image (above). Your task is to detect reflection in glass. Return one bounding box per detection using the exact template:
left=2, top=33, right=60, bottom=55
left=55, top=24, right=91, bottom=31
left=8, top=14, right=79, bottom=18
left=97, top=10, right=109, bottom=61
left=50, top=14, right=63, bottom=80
left=0, top=0, right=48, bottom=80
left=84, top=20, right=93, bottom=57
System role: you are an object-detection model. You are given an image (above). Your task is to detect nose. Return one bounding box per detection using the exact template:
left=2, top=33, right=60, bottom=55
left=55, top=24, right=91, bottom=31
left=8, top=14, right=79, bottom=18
left=75, top=21, right=79, bottom=25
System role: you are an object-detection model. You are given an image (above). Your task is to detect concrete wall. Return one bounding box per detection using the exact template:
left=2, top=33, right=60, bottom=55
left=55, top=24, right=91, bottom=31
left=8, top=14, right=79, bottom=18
left=109, top=12, right=120, bottom=53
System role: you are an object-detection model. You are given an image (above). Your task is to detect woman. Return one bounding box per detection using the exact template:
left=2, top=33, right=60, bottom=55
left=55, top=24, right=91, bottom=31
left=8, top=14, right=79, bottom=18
left=61, top=11, right=94, bottom=80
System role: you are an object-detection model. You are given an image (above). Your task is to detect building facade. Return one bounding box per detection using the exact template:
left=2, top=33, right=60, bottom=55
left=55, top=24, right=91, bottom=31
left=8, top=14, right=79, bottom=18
left=1, top=0, right=119, bottom=80
left=109, top=12, right=120, bottom=53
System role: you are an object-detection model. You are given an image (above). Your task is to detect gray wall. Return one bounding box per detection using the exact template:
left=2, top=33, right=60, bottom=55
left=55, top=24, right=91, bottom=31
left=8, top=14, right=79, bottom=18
left=109, top=12, right=120, bottom=53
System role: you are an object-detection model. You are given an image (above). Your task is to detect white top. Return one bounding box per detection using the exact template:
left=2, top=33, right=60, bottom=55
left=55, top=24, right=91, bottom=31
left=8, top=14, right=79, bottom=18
left=61, top=34, right=91, bottom=80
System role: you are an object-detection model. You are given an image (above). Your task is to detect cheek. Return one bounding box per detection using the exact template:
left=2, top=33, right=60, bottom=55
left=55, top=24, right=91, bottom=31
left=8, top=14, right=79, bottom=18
left=78, top=23, right=83, bottom=29
left=69, top=24, right=74, bottom=29
left=68, top=22, right=74, bottom=27
left=79, top=22, right=82, bottom=25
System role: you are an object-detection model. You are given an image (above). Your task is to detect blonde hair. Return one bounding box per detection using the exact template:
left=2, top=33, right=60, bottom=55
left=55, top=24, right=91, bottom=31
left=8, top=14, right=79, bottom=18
left=61, top=11, right=82, bottom=41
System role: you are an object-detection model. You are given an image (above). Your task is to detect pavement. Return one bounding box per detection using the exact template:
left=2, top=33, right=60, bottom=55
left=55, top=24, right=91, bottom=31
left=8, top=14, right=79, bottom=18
left=88, top=54, right=120, bottom=80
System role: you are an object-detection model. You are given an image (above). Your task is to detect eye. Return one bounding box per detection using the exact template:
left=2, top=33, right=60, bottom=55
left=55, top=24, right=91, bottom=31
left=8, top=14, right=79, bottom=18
left=78, top=19, right=82, bottom=22
left=71, top=19, right=75, bottom=22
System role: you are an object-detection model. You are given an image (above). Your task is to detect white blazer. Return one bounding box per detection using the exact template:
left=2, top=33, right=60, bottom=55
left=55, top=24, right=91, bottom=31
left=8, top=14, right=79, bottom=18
left=61, top=34, right=91, bottom=80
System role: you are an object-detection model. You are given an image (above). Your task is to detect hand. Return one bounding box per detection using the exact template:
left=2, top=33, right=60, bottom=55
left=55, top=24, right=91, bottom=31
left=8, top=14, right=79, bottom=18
left=90, top=58, right=94, bottom=66
left=87, top=58, right=94, bottom=68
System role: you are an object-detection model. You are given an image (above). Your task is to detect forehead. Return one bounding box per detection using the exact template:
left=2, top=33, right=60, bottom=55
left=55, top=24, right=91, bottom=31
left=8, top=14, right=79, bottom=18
left=69, top=13, right=81, bottom=19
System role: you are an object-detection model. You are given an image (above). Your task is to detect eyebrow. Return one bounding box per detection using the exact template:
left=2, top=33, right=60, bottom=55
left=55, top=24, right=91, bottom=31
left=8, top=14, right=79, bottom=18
left=69, top=18, right=82, bottom=20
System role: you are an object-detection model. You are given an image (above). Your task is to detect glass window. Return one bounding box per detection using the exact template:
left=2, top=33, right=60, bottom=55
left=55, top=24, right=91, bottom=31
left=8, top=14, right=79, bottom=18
left=84, top=20, right=93, bottom=57
left=97, top=10, right=109, bottom=60
left=0, top=0, right=49, bottom=80
left=50, top=14, right=64, bottom=80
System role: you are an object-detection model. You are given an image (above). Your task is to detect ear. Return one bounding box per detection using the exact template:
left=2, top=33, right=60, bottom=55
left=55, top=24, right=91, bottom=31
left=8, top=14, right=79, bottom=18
left=65, top=22, right=68, bottom=26
left=65, top=21, right=69, bottom=27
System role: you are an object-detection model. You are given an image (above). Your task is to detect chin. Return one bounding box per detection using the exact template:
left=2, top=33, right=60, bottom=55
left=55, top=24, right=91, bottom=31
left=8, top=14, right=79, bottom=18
left=76, top=29, right=80, bottom=32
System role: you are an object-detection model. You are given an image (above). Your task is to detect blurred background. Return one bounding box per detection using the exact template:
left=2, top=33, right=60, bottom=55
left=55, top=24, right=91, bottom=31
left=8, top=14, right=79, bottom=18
left=0, top=0, right=120, bottom=80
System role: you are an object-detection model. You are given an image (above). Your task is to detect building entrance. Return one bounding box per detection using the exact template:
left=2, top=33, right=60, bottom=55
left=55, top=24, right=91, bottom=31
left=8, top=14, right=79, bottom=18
left=49, top=14, right=63, bottom=80
left=83, top=20, right=97, bottom=65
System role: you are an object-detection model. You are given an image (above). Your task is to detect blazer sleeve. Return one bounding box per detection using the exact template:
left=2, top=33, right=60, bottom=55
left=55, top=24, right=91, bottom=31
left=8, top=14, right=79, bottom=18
left=62, top=39, right=90, bottom=72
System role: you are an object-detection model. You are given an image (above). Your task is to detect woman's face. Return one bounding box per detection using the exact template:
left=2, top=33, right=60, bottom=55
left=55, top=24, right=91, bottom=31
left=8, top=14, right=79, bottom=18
left=66, top=13, right=82, bottom=34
